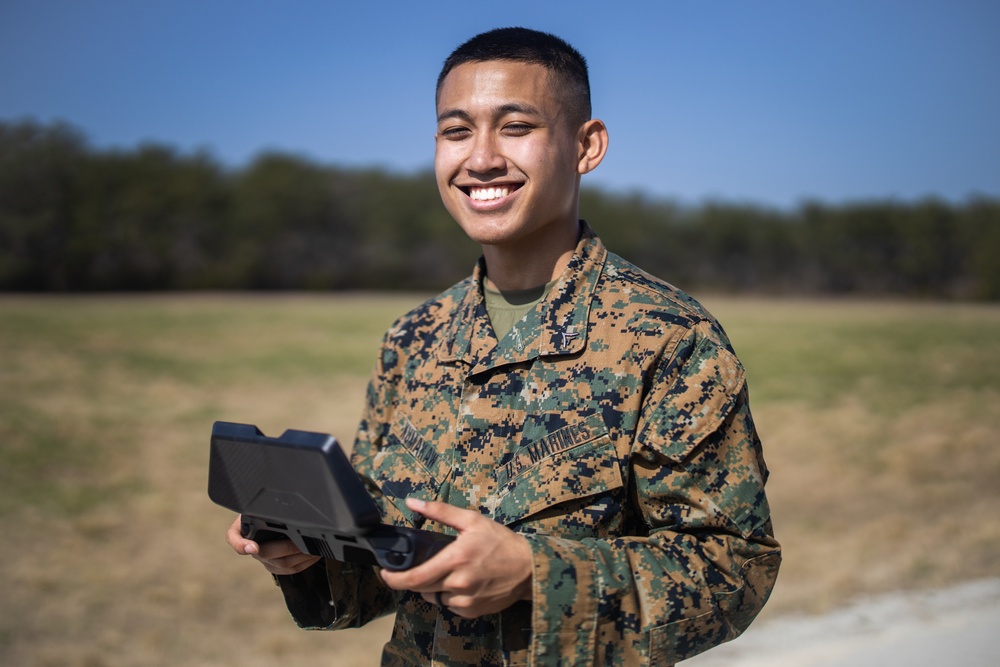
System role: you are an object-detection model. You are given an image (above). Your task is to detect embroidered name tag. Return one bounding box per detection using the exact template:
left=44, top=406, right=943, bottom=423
left=397, top=419, right=439, bottom=471
left=500, top=421, right=596, bottom=484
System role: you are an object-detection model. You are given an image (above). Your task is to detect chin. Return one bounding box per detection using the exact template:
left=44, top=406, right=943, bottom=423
left=451, top=211, right=516, bottom=244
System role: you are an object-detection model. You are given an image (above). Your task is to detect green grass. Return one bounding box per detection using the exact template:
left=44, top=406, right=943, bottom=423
left=1, top=293, right=998, bottom=666
left=707, top=298, right=1000, bottom=412
left=0, top=294, right=421, bottom=518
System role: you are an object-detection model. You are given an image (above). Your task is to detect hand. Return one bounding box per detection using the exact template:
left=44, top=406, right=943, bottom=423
left=379, top=498, right=533, bottom=619
left=225, top=515, right=321, bottom=576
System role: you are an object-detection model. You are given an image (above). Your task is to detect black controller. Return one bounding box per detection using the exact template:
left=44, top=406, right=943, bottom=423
left=240, top=514, right=454, bottom=571
left=209, top=421, right=455, bottom=571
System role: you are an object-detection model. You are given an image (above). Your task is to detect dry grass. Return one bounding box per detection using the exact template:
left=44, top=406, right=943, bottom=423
left=1, top=293, right=998, bottom=666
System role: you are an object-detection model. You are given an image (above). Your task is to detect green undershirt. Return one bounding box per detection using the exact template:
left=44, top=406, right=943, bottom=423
left=482, top=278, right=557, bottom=340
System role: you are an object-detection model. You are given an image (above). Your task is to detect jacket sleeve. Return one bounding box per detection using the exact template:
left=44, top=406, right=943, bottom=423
left=275, top=557, right=396, bottom=630
left=523, top=321, right=781, bottom=665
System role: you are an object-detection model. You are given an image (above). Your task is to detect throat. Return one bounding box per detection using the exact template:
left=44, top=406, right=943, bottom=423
left=482, top=278, right=556, bottom=340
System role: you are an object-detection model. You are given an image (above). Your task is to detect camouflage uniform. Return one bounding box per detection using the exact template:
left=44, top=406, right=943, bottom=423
left=276, top=222, right=780, bottom=666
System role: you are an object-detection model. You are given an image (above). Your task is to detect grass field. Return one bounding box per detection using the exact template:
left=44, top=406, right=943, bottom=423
left=1, top=293, right=998, bottom=666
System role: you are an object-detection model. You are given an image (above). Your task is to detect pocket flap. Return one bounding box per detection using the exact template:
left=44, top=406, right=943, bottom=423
left=494, top=426, right=624, bottom=526
left=372, top=431, right=443, bottom=528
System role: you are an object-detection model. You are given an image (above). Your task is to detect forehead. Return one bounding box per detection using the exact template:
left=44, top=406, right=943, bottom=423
left=436, top=60, right=558, bottom=115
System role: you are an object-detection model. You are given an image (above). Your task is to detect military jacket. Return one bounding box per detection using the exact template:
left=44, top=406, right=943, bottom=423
left=276, top=223, right=780, bottom=666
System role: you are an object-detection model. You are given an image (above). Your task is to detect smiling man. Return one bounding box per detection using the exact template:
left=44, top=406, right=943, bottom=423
left=227, top=27, right=780, bottom=666
left=432, top=53, right=606, bottom=292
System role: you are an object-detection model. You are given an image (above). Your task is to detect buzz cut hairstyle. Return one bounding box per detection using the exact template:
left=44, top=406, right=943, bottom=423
left=436, top=27, right=592, bottom=127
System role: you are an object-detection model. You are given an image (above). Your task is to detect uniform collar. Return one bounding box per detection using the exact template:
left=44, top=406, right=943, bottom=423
left=442, top=222, right=606, bottom=375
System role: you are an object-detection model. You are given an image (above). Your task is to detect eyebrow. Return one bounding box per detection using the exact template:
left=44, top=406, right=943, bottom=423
left=437, top=102, right=543, bottom=124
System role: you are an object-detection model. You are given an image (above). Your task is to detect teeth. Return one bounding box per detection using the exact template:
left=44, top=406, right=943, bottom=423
left=469, top=186, right=510, bottom=201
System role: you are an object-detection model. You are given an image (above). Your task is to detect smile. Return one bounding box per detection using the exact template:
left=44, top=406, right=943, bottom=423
left=465, top=184, right=521, bottom=201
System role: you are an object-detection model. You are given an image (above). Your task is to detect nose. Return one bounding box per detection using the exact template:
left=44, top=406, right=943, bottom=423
left=466, top=131, right=505, bottom=174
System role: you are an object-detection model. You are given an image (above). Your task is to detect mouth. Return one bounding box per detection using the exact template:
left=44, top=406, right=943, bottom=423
left=461, top=183, right=523, bottom=202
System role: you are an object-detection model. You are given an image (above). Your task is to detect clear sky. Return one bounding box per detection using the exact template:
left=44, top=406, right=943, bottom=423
left=1, top=0, right=997, bottom=209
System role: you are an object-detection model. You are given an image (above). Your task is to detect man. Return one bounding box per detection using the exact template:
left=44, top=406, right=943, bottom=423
left=227, top=27, right=780, bottom=666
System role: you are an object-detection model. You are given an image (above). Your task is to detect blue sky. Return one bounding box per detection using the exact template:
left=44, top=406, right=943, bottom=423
left=1, top=0, right=997, bottom=209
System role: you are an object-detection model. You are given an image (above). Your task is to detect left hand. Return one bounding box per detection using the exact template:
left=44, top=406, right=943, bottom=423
left=379, top=497, right=533, bottom=619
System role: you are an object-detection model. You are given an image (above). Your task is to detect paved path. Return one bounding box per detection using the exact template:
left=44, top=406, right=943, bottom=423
left=684, top=578, right=1000, bottom=666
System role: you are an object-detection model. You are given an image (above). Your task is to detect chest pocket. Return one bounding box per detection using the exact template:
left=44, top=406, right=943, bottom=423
left=492, top=418, right=626, bottom=539
left=370, top=426, right=445, bottom=529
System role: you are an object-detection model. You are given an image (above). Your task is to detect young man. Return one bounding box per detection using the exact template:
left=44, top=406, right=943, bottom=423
left=227, top=27, right=780, bottom=666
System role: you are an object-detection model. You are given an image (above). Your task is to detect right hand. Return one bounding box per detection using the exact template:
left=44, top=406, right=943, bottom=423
left=226, top=515, right=322, bottom=576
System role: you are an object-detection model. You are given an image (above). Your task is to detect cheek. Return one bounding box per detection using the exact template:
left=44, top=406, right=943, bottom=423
left=507, top=137, right=576, bottom=182
left=433, top=160, right=452, bottom=195
left=435, top=178, right=461, bottom=216
left=434, top=146, right=464, bottom=186
left=501, top=139, right=544, bottom=170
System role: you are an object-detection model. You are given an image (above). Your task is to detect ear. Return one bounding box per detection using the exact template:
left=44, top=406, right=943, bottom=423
left=577, top=119, right=609, bottom=175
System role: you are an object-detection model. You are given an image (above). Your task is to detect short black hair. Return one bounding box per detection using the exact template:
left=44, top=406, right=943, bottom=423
left=436, top=27, right=592, bottom=126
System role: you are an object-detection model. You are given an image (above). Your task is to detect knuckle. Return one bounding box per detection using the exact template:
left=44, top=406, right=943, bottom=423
left=449, top=573, right=475, bottom=592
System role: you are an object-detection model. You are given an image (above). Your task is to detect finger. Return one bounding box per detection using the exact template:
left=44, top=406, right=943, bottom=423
left=438, top=594, right=476, bottom=618
left=381, top=499, right=480, bottom=591
left=422, top=590, right=479, bottom=618
left=259, top=552, right=322, bottom=576
left=256, top=538, right=307, bottom=559
left=420, top=590, right=446, bottom=607
left=405, top=497, right=482, bottom=532
left=380, top=559, right=449, bottom=593
left=226, top=515, right=259, bottom=555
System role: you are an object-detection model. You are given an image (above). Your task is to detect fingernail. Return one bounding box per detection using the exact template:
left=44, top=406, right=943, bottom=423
left=407, top=497, right=427, bottom=510
left=244, top=543, right=258, bottom=555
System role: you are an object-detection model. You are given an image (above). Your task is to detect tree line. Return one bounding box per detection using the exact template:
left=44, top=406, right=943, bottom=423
left=2, top=119, right=998, bottom=299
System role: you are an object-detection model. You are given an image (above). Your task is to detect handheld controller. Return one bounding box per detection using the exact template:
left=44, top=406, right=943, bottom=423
left=240, top=514, right=454, bottom=571
left=209, top=421, right=455, bottom=571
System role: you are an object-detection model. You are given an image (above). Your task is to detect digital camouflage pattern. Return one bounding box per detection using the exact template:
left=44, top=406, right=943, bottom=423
left=275, top=223, right=780, bottom=666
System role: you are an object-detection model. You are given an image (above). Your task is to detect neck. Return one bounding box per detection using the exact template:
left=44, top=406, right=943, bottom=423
left=481, top=220, right=580, bottom=291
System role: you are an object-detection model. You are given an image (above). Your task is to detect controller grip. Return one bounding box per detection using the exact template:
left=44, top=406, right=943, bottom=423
left=240, top=516, right=286, bottom=544
left=412, top=529, right=455, bottom=564
left=371, top=526, right=456, bottom=570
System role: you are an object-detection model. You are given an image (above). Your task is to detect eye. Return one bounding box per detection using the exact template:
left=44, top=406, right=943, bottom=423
left=502, top=122, right=533, bottom=136
left=439, top=125, right=471, bottom=140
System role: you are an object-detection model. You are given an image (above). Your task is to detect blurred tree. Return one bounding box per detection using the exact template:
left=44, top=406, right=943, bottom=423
left=69, top=145, right=230, bottom=289
left=0, top=120, right=87, bottom=289
left=227, top=152, right=358, bottom=288
left=1, top=119, right=997, bottom=299
left=959, top=198, right=1000, bottom=300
